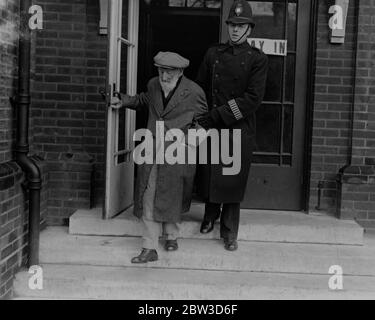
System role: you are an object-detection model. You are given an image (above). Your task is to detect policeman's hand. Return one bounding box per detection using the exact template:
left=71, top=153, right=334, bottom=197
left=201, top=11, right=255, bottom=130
left=197, top=113, right=214, bottom=130
left=197, top=109, right=222, bottom=130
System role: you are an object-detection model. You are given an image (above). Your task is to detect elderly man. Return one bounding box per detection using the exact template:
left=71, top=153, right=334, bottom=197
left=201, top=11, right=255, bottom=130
left=111, top=52, right=207, bottom=263
left=195, top=0, right=268, bottom=251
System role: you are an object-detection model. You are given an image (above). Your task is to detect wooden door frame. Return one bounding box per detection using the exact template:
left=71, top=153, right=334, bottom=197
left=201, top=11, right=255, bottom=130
left=302, top=0, right=319, bottom=212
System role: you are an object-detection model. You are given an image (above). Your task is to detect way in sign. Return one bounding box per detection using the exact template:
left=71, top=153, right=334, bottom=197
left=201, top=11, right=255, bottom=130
left=248, top=38, right=288, bottom=56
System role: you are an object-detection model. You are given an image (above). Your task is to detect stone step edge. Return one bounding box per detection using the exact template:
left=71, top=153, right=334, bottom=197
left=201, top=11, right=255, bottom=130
left=69, top=209, right=364, bottom=246
left=12, top=265, right=375, bottom=300
left=38, top=230, right=375, bottom=277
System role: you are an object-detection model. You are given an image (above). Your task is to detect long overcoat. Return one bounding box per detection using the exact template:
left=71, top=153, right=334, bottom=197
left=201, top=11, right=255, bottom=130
left=195, top=41, right=268, bottom=203
left=129, top=76, right=207, bottom=223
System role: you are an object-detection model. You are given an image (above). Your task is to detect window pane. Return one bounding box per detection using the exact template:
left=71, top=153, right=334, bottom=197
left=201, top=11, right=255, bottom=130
left=255, top=104, right=282, bottom=153
left=264, top=55, right=283, bottom=102
left=253, top=155, right=280, bottom=165
left=285, top=54, right=295, bottom=102
left=117, top=108, right=126, bottom=164
left=248, top=1, right=286, bottom=39
left=287, top=1, right=297, bottom=51
left=122, top=0, right=129, bottom=39
left=283, top=105, right=293, bottom=154
left=119, top=42, right=128, bottom=94
left=118, top=40, right=128, bottom=164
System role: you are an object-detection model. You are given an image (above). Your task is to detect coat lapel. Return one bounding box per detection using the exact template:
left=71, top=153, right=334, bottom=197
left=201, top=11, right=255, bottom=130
left=161, top=76, right=190, bottom=117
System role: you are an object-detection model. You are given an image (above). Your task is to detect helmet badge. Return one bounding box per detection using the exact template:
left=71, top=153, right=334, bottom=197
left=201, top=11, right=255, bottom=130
left=235, top=3, right=243, bottom=16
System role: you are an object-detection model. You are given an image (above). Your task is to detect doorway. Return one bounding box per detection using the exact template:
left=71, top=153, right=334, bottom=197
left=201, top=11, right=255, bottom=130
left=104, top=0, right=312, bottom=218
left=136, top=0, right=222, bottom=128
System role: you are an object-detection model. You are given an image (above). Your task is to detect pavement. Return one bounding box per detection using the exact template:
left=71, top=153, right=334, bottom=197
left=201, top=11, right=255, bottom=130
left=11, top=226, right=375, bottom=300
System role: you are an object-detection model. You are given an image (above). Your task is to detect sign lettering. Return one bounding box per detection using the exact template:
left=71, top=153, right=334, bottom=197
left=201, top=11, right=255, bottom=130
left=248, top=38, right=287, bottom=56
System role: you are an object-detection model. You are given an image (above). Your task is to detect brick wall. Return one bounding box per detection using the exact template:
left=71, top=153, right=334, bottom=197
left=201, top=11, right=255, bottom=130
left=0, top=0, right=50, bottom=299
left=0, top=0, right=19, bottom=163
left=31, top=0, right=107, bottom=224
left=310, top=0, right=375, bottom=228
left=335, top=0, right=375, bottom=229
left=309, top=0, right=358, bottom=214
left=0, top=159, right=48, bottom=300
left=0, top=163, right=26, bottom=299
left=0, top=0, right=24, bottom=300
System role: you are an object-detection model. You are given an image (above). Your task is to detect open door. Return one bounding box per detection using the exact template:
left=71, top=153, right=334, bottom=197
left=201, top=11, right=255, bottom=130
left=104, top=0, right=139, bottom=219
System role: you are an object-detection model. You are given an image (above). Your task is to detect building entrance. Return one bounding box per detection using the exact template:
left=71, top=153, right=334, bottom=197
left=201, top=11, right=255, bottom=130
left=136, top=0, right=222, bottom=128
left=104, top=0, right=312, bottom=217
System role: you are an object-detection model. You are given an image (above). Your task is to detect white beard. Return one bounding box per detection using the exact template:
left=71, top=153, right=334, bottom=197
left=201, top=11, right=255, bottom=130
left=159, top=76, right=180, bottom=98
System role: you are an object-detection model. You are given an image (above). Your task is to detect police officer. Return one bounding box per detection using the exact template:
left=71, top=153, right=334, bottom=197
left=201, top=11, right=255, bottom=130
left=196, top=0, right=268, bottom=251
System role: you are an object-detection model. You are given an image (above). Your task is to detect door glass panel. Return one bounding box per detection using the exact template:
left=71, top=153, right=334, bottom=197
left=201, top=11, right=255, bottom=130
left=117, top=3, right=130, bottom=165
left=122, top=0, right=129, bottom=38
left=283, top=104, right=293, bottom=154
left=285, top=54, right=295, bottom=102
left=118, top=108, right=126, bottom=163
left=287, top=1, right=297, bottom=51
left=253, top=155, right=280, bottom=165
left=249, top=1, right=286, bottom=39
left=119, top=42, right=129, bottom=94
left=248, top=0, right=298, bottom=167
left=255, top=104, right=281, bottom=154
left=264, top=56, right=283, bottom=102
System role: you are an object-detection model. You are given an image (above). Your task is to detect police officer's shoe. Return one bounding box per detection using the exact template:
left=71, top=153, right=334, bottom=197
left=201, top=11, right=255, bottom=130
left=224, top=239, right=238, bottom=251
left=131, top=249, right=158, bottom=264
left=200, top=220, right=215, bottom=234
left=165, top=239, right=178, bottom=251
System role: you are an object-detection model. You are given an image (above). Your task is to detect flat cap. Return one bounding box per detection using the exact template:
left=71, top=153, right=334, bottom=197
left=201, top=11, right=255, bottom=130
left=154, top=51, right=190, bottom=69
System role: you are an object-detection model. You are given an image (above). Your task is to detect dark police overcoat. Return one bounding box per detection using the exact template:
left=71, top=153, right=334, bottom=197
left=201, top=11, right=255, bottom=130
left=195, top=41, right=268, bottom=203
left=128, top=76, right=207, bottom=223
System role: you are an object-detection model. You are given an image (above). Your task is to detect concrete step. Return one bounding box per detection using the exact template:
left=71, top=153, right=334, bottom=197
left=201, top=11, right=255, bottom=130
left=13, top=263, right=375, bottom=300
left=69, top=204, right=364, bottom=245
left=39, top=227, right=375, bottom=276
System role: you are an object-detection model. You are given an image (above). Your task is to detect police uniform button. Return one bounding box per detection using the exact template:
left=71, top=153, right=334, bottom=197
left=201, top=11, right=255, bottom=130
left=213, top=104, right=217, bottom=108
left=215, top=60, right=219, bottom=64
left=215, top=74, right=219, bottom=78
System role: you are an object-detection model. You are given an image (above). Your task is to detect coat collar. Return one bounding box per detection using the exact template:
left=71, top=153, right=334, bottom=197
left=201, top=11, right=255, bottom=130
left=218, top=40, right=251, bottom=55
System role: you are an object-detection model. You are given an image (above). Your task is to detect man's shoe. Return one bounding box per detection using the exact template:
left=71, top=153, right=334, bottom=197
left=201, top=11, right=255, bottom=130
left=200, top=220, right=215, bottom=234
left=164, top=239, right=178, bottom=251
left=224, top=239, right=238, bottom=251
left=131, top=249, right=158, bottom=264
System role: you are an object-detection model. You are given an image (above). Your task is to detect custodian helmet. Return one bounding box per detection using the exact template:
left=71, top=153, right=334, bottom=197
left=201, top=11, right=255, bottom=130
left=226, top=0, right=255, bottom=28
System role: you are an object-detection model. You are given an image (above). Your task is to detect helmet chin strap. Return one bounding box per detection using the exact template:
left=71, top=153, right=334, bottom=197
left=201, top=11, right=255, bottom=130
left=230, top=24, right=250, bottom=45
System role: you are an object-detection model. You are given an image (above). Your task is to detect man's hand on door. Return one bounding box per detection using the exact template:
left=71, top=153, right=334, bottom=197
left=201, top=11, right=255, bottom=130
left=110, top=94, right=122, bottom=110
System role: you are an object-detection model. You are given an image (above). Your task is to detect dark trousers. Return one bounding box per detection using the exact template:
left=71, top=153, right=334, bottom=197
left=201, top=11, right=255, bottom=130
left=203, top=202, right=240, bottom=240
